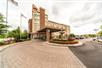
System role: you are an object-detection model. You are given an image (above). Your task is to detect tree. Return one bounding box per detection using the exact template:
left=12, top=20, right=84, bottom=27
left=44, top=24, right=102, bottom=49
left=8, top=27, right=21, bottom=41
left=97, top=25, right=102, bottom=37
left=100, top=25, right=102, bottom=30
left=8, top=27, right=28, bottom=42
left=97, top=31, right=102, bottom=37
left=0, top=13, right=8, bottom=35
left=21, top=30, right=28, bottom=39
left=68, top=33, right=75, bottom=38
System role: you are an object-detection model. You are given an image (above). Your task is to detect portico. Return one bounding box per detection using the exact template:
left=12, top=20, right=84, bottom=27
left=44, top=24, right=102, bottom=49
left=28, top=4, right=70, bottom=41
left=38, top=27, right=64, bottom=41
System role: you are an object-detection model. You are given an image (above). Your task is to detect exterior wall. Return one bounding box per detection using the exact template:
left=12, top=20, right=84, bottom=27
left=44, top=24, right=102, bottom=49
left=45, top=15, right=48, bottom=26
left=46, top=21, right=70, bottom=40
left=40, top=7, right=45, bottom=29
left=32, top=5, right=48, bottom=33
left=46, top=21, right=70, bottom=34
left=65, top=26, right=70, bottom=34
left=32, top=4, right=38, bottom=33
left=28, top=19, right=32, bottom=33
left=28, top=4, right=70, bottom=40
left=33, top=12, right=40, bottom=32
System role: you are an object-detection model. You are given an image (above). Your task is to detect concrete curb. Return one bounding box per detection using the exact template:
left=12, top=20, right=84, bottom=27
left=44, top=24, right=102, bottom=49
left=0, top=40, right=32, bottom=52
left=68, top=47, right=87, bottom=68
left=44, top=41, right=84, bottom=47
left=91, top=41, right=102, bottom=45
left=0, top=43, right=16, bottom=52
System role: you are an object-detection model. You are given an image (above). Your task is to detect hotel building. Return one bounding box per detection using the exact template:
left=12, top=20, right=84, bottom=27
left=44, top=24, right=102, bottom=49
left=28, top=4, right=70, bottom=41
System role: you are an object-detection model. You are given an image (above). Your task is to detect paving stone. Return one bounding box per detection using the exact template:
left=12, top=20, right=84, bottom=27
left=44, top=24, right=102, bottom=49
left=0, top=40, right=86, bottom=68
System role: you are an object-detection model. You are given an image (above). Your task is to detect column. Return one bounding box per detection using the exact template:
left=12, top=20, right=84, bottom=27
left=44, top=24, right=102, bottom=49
left=46, top=29, right=50, bottom=41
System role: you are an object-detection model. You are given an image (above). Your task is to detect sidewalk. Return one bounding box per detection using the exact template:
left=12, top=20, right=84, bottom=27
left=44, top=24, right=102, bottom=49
left=0, top=43, right=17, bottom=52
left=0, top=40, right=87, bottom=68
left=42, top=41, right=86, bottom=68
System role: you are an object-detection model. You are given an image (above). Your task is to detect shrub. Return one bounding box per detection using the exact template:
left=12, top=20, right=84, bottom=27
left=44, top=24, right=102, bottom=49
left=8, top=28, right=28, bottom=42
left=0, top=41, right=5, bottom=45
left=68, top=33, right=75, bottom=38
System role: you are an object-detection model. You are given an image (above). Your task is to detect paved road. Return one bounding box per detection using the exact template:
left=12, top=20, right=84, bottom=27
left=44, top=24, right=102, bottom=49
left=69, top=41, right=102, bottom=68
left=0, top=40, right=85, bottom=68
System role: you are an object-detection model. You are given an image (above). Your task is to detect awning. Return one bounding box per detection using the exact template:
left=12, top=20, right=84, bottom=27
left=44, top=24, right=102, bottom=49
left=38, top=27, right=64, bottom=32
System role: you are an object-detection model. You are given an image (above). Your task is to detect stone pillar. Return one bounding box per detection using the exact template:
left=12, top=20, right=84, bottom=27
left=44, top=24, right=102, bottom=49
left=46, top=29, right=50, bottom=41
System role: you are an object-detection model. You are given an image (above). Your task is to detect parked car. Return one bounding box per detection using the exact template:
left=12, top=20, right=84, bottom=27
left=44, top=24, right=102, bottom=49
left=0, top=37, right=14, bottom=45
left=75, top=36, right=84, bottom=39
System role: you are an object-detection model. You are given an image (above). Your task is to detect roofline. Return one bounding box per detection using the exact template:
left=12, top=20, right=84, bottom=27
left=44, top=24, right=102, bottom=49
left=48, top=20, right=70, bottom=27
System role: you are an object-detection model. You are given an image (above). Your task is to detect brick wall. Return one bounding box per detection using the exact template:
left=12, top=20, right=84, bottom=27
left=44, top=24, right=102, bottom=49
left=40, top=7, right=45, bottom=29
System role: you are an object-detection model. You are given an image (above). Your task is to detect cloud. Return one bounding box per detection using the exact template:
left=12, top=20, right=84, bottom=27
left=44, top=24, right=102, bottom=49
left=51, top=2, right=73, bottom=17
left=69, top=2, right=102, bottom=26
left=52, top=5, right=59, bottom=16
left=1, top=0, right=102, bottom=34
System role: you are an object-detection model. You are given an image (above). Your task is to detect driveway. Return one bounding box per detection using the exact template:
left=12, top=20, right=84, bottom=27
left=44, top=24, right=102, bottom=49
left=69, top=41, right=102, bottom=68
left=0, top=40, right=85, bottom=68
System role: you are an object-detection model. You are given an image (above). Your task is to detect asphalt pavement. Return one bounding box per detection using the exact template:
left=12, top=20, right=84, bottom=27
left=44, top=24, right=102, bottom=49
left=69, top=41, right=102, bottom=68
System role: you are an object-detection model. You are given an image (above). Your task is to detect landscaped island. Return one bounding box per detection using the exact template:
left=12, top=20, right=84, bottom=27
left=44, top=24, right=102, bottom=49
left=50, top=39, right=78, bottom=44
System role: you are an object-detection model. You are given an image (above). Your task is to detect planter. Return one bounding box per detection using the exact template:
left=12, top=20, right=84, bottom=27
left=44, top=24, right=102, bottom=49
left=50, top=40, right=78, bottom=44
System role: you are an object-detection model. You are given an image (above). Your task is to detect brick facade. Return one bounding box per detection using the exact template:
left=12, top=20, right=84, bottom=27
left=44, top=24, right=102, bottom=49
left=28, top=4, right=70, bottom=41
left=40, top=7, right=45, bottom=29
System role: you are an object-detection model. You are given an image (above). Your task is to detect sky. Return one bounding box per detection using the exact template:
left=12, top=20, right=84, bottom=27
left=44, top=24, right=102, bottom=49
left=0, top=0, right=102, bottom=35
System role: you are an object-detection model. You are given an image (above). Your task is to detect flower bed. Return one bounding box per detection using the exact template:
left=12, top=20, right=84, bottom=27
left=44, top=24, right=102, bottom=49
left=0, top=38, right=15, bottom=46
left=50, top=39, right=79, bottom=44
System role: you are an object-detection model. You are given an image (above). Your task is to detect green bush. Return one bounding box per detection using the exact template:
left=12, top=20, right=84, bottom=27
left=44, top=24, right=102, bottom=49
left=0, top=42, right=5, bottom=46
left=0, top=35, right=5, bottom=38
left=7, top=27, right=28, bottom=42
left=68, top=33, right=75, bottom=38
left=21, top=31, right=28, bottom=40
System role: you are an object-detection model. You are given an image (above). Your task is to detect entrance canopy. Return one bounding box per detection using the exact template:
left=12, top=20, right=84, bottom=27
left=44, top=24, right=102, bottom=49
left=38, top=27, right=64, bottom=32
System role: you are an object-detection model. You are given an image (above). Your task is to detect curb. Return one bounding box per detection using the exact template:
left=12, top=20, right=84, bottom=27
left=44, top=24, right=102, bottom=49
left=44, top=41, right=84, bottom=47
left=0, top=40, right=31, bottom=52
left=91, top=41, right=102, bottom=45
left=68, top=47, right=87, bottom=68
left=0, top=43, right=16, bottom=52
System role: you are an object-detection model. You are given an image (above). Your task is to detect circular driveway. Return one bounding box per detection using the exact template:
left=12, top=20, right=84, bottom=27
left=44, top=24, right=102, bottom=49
left=69, top=41, right=102, bottom=68
left=0, top=40, right=85, bottom=68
